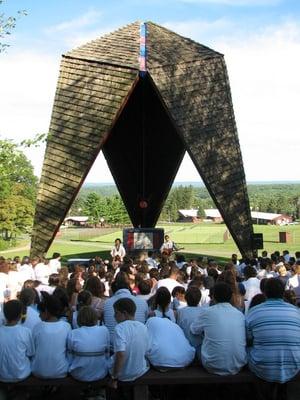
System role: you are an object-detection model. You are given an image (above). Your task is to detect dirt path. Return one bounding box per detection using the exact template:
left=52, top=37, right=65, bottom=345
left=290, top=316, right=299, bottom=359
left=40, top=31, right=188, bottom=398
left=1, top=245, right=30, bottom=254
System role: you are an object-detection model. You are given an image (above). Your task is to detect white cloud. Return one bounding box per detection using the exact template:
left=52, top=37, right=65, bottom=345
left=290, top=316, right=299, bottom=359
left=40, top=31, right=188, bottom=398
left=1, top=18, right=299, bottom=183
left=163, top=19, right=300, bottom=182
left=0, top=47, right=116, bottom=182
left=218, top=21, right=300, bottom=181
left=0, top=50, right=59, bottom=175
left=42, top=9, right=117, bottom=52
left=45, top=9, right=103, bottom=34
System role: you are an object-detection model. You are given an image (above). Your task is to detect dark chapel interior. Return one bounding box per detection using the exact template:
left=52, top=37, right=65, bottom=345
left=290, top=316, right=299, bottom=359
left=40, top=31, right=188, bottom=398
left=102, top=73, right=186, bottom=228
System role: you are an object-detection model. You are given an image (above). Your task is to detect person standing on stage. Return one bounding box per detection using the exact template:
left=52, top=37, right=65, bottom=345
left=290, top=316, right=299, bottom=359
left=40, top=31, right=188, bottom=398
left=110, top=239, right=126, bottom=262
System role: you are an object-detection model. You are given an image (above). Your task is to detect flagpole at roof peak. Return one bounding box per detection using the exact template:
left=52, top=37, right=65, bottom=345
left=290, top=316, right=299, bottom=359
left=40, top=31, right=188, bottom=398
left=139, top=22, right=147, bottom=77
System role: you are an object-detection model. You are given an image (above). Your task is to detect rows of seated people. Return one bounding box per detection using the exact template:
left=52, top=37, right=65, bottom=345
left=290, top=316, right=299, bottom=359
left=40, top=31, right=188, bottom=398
left=0, top=249, right=300, bottom=393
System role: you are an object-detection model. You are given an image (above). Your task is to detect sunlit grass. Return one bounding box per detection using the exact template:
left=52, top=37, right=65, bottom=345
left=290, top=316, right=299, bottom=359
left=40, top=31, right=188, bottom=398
left=1, top=223, right=299, bottom=262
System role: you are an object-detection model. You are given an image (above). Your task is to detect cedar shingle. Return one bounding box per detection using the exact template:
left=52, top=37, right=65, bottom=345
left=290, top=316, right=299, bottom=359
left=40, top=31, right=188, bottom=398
left=31, top=21, right=253, bottom=258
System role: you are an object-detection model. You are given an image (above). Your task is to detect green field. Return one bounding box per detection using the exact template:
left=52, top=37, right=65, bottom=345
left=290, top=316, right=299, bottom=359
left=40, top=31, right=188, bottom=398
left=1, top=223, right=299, bottom=264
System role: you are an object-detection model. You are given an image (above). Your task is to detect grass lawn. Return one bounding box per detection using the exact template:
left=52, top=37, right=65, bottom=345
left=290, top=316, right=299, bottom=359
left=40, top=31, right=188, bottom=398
left=1, top=223, right=299, bottom=263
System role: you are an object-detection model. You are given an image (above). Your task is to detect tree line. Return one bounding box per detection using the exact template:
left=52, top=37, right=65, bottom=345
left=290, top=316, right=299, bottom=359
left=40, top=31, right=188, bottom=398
left=0, top=139, right=37, bottom=249
left=71, top=183, right=300, bottom=225
left=0, top=138, right=299, bottom=249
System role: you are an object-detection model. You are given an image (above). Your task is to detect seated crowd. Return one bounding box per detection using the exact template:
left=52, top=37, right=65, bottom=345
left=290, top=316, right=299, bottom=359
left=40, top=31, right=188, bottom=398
left=0, top=249, right=300, bottom=395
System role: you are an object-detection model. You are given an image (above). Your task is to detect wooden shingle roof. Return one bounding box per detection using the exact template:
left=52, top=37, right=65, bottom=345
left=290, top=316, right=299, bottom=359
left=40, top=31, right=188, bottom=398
left=66, top=22, right=141, bottom=68
left=31, top=57, right=138, bottom=255
left=31, top=21, right=254, bottom=258
left=66, top=21, right=220, bottom=69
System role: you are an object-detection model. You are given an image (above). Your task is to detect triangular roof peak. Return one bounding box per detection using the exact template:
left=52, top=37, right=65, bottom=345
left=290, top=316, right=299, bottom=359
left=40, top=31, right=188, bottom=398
left=65, top=21, right=222, bottom=70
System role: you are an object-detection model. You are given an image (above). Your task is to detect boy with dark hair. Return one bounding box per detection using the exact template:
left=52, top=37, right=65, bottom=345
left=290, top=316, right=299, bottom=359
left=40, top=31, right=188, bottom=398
left=185, top=286, right=202, bottom=306
left=246, top=278, right=300, bottom=383
left=0, top=300, right=34, bottom=382
left=145, top=251, right=158, bottom=269
left=137, top=280, right=152, bottom=301
left=191, top=282, right=247, bottom=375
left=31, top=293, right=71, bottom=378
left=103, top=276, right=148, bottom=345
left=49, top=252, right=61, bottom=274
left=157, top=265, right=184, bottom=296
left=177, top=287, right=203, bottom=355
left=242, top=266, right=261, bottom=312
left=171, top=286, right=186, bottom=310
left=212, top=281, right=233, bottom=303
left=109, top=298, right=149, bottom=389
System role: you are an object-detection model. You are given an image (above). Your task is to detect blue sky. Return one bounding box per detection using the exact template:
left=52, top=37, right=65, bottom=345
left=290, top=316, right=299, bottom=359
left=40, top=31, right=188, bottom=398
left=1, top=0, right=300, bottom=183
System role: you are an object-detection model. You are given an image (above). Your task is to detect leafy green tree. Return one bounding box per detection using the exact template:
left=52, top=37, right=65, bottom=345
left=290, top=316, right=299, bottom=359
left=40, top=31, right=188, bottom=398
left=295, top=196, right=300, bottom=219
left=197, top=199, right=205, bottom=218
left=0, top=193, right=34, bottom=239
left=160, top=185, right=199, bottom=222
left=83, top=192, right=107, bottom=227
left=69, top=196, right=85, bottom=216
left=105, top=196, right=130, bottom=225
left=0, top=139, right=38, bottom=201
left=0, top=139, right=37, bottom=242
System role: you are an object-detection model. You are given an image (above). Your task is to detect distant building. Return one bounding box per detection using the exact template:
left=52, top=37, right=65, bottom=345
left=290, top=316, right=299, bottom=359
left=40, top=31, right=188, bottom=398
left=64, top=216, right=89, bottom=226
left=204, top=209, right=223, bottom=223
left=251, top=211, right=292, bottom=225
left=204, top=209, right=292, bottom=225
left=178, top=209, right=199, bottom=223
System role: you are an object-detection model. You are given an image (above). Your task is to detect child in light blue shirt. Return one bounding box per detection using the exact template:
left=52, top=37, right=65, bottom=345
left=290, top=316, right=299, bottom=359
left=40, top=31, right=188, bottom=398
left=152, top=287, right=176, bottom=322
left=0, top=300, right=34, bottom=382
left=109, top=298, right=149, bottom=389
left=19, top=288, right=41, bottom=331
left=146, top=317, right=195, bottom=369
left=176, top=286, right=203, bottom=357
left=68, top=306, right=110, bottom=381
left=31, top=293, right=71, bottom=378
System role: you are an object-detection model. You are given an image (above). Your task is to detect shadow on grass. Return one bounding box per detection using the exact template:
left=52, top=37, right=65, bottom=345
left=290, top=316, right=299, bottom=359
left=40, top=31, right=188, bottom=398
left=70, top=239, right=225, bottom=246
left=61, top=250, right=230, bottom=266
left=70, top=239, right=112, bottom=244
left=179, top=252, right=229, bottom=265
left=61, top=250, right=111, bottom=264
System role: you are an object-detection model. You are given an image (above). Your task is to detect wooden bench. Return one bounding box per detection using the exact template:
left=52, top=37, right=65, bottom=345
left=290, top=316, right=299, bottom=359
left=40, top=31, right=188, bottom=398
left=132, top=366, right=257, bottom=399
left=0, top=366, right=298, bottom=400
left=0, top=366, right=256, bottom=400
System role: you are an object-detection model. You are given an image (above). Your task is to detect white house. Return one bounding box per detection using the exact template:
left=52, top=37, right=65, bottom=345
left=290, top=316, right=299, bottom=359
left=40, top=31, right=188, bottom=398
left=64, top=216, right=89, bottom=226
left=178, top=209, right=199, bottom=222
left=204, top=209, right=292, bottom=225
